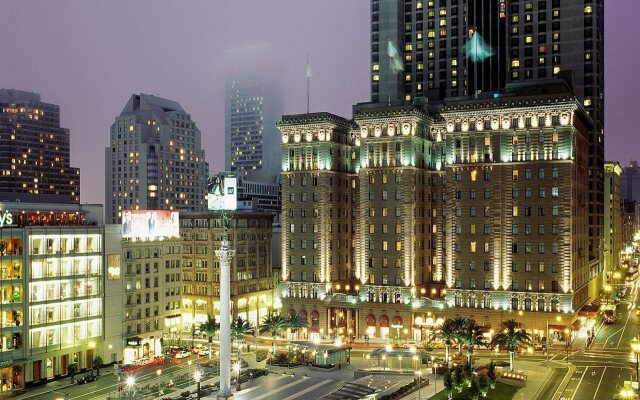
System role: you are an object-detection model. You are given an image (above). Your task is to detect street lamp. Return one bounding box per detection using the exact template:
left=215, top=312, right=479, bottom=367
left=415, top=370, right=422, bottom=400
left=431, top=356, right=437, bottom=393
left=631, top=338, right=640, bottom=382
left=381, top=355, right=386, bottom=371
left=125, top=376, right=135, bottom=400
left=193, top=369, right=202, bottom=400
left=564, top=329, right=571, bottom=363
left=604, top=285, right=612, bottom=304
left=233, top=362, right=241, bottom=392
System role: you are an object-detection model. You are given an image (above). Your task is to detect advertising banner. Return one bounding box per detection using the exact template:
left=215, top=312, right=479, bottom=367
left=121, top=210, right=179, bottom=239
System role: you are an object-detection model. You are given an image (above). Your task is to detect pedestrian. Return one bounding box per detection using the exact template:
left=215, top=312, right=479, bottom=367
left=338, top=363, right=341, bottom=370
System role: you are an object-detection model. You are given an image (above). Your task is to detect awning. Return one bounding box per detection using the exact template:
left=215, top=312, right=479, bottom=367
left=380, top=315, right=389, bottom=327
left=571, top=320, right=582, bottom=330
left=311, top=310, right=319, bottom=320
left=299, top=310, right=308, bottom=319
left=366, top=314, right=376, bottom=327
left=393, top=315, right=403, bottom=326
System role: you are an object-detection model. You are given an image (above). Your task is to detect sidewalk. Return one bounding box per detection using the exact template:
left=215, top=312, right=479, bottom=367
left=13, top=379, right=76, bottom=400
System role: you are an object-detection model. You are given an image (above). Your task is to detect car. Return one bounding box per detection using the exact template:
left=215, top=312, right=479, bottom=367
left=135, top=356, right=150, bottom=365
left=77, top=375, right=97, bottom=385
left=175, top=350, right=191, bottom=359
left=198, top=349, right=211, bottom=356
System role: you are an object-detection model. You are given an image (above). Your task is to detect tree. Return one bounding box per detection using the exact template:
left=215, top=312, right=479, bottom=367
left=438, top=318, right=458, bottom=367
left=68, top=363, right=78, bottom=383
left=450, top=316, right=470, bottom=355
left=199, top=315, right=219, bottom=362
left=459, top=321, right=488, bottom=368
left=93, top=355, right=103, bottom=376
left=285, top=314, right=309, bottom=341
left=230, top=316, right=254, bottom=361
left=469, top=378, right=481, bottom=400
left=490, top=319, right=532, bottom=372
left=259, top=314, right=288, bottom=360
left=487, top=361, right=497, bottom=388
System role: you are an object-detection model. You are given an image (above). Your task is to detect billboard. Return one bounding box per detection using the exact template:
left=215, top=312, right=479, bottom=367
left=121, top=210, right=179, bottom=239
left=208, top=174, right=237, bottom=210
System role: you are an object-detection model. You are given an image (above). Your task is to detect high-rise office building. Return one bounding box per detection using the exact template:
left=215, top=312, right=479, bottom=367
left=603, top=162, right=622, bottom=285
left=371, top=0, right=604, bottom=296
left=105, top=94, right=209, bottom=224
left=0, top=89, right=80, bottom=204
left=278, top=81, right=593, bottom=341
left=621, top=161, right=640, bottom=203
left=225, top=47, right=283, bottom=182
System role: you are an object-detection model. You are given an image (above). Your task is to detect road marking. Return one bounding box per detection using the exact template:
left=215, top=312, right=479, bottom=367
left=279, top=379, right=334, bottom=400
left=569, top=366, right=588, bottom=400
left=616, top=300, right=633, bottom=348
left=593, top=367, right=606, bottom=400
left=249, top=377, right=308, bottom=400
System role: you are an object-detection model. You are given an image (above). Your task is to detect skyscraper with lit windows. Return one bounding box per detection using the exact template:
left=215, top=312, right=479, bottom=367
left=371, top=0, right=604, bottom=294
left=0, top=89, right=80, bottom=204
left=105, top=94, right=209, bottom=224
left=225, top=46, right=283, bottom=183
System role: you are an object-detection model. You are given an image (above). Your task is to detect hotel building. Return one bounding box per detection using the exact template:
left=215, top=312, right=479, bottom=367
left=0, top=202, right=105, bottom=391
left=0, top=89, right=80, bottom=204
left=180, top=211, right=275, bottom=330
left=105, top=94, right=209, bottom=224
left=278, top=80, right=593, bottom=343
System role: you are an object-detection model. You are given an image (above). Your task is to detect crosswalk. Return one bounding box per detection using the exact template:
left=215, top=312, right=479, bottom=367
left=233, top=375, right=342, bottom=400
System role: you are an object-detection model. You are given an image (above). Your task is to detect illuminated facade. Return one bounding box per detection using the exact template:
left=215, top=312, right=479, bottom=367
left=371, top=0, right=605, bottom=297
left=604, top=162, right=623, bottom=283
left=0, top=202, right=104, bottom=390
left=279, top=81, right=594, bottom=342
left=0, top=89, right=80, bottom=204
left=105, top=94, right=209, bottom=224
left=121, top=236, right=182, bottom=364
left=180, top=212, right=274, bottom=330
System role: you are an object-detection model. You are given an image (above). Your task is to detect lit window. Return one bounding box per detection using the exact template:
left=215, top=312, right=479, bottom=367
left=553, top=66, right=561, bottom=75
left=525, top=36, right=533, bottom=44
left=513, top=206, right=519, bottom=217
left=584, top=5, right=592, bottom=14
left=470, top=170, right=477, bottom=181
left=396, top=241, right=402, bottom=251
left=470, top=242, right=477, bottom=253
left=372, top=74, right=379, bottom=81
left=584, top=99, right=592, bottom=107
left=512, top=60, right=520, bottom=68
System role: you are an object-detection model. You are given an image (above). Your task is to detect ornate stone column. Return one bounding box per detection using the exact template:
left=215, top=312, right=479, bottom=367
left=216, top=239, right=235, bottom=399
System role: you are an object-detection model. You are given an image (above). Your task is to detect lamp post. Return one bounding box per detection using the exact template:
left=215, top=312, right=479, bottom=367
left=631, top=338, right=640, bottom=383
left=193, top=369, right=202, bottom=400
left=604, top=285, right=612, bottom=305
left=564, top=329, right=571, bottom=363
left=431, top=356, right=437, bottom=392
left=381, top=355, right=386, bottom=371
left=415, top=370, right=422, bottom=400
left=234, top=362, right=241, bottom=392
left=215, top=237, right=235, bottom=399
left=125, top=376, right=135, bottom=400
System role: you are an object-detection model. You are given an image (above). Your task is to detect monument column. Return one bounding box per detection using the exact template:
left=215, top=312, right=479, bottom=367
left=216, top=239, right=235, bottom=399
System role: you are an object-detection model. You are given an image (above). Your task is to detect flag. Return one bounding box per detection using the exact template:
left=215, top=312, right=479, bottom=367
left=465, top=31, right=494, bottom=62
left=387, top=40, right=404, bottom=73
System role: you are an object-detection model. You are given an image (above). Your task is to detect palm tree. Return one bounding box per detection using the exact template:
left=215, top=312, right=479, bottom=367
left=450, top=316, right=469, bottom=355
left=286, top=314, right=309, bottom=341
left=437, top=319, right=458, bottom=366
left=230, top=316, right=254, bottom=361
left=459, top=322, right=488, bottom=368
left=490, top=319, right=532, bottom=372
left=199, top=315, right=219, bottom=362
left=259, top=314, right=288, bottom=359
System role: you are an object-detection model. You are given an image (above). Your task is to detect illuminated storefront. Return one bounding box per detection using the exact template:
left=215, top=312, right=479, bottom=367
left=1, top=202, right=105, bottom=388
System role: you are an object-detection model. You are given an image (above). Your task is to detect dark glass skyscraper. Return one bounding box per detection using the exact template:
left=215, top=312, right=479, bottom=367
left=371, top=0, right=604, bottom=277
left=0, top=89, right=80, bottom=203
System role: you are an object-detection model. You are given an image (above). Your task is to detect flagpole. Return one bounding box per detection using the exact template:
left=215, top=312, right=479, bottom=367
left=306, top=54, right=310, bottom=114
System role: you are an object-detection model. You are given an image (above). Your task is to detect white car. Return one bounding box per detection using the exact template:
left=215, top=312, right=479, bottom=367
left=198, top=349, right=211, bottom=356
left=175, top=350, right=190, bottom=359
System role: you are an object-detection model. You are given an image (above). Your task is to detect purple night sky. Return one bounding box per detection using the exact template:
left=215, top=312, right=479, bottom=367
left=0, top=1, right=637, bottom=204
